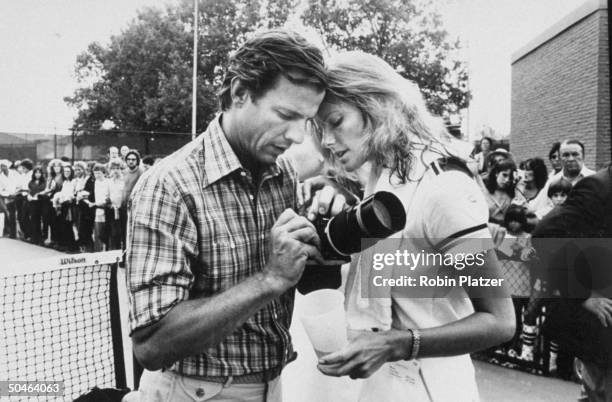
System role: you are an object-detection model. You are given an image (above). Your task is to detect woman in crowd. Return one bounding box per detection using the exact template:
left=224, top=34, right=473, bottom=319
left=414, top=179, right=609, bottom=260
left=312, top=51, right=514, bottom=401
left=474, top=137, right=493, bottom=174
left=547, top=141, right=562, bottom=177
left=26, top=166, right=46, bottom=244
left=72, top=161, right=88, bottom=243
left=40, top=159, right=63, bottom=245
left=90, top=163, right=110, bottom=251
left=483, top=159, right=518, bottom=225
left=77, top=162, right=96, bottom=252
left=515, top=158, right=548, bottom=207
left=55, top=164, right=77, bottom=251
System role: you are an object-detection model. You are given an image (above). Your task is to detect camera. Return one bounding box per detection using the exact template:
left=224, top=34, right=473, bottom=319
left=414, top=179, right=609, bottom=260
left=312, top=191, right=406, bottom=263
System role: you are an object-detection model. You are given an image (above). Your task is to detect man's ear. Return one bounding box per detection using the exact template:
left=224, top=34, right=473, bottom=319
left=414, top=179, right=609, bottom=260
left=230, top=77, right=250, bottom=107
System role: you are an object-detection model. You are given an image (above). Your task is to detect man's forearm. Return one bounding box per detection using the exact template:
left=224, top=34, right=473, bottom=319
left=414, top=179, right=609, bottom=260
left=132, top=271, right=285, bottom=370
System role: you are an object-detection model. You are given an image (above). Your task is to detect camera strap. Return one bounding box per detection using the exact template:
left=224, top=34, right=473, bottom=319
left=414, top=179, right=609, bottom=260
left=430, top=157, right=473, bottom=178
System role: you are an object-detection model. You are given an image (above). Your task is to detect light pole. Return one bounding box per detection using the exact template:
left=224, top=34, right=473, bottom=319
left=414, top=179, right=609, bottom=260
left=191, top=0, right=198, bottom=140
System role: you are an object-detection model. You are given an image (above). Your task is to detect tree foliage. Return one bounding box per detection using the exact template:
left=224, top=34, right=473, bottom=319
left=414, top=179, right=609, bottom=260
left=65, top=0, right=297, bottom=133
left=66, top=0, right=468, bottom=133
left=302, top=0, right=470, bottom=115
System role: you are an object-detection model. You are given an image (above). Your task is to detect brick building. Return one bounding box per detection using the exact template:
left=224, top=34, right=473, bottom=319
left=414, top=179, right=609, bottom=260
left=510, top=0, right=610, bottom=169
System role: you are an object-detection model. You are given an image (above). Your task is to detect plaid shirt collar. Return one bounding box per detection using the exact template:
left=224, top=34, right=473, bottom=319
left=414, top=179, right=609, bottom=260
left=202, top=114, right=282, bottom=188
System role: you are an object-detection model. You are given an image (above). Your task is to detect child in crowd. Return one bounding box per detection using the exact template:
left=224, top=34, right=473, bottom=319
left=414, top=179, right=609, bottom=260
left=548, top=178, right=571, bottom=206
left=535, top=177, right=572, bottom=219
left=519, top=181, right=571, bottom=370
left=496, top=205, right=535, bottom=358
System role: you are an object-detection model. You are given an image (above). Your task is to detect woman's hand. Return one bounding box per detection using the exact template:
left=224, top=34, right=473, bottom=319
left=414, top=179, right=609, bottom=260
left=297, top=175, right=358, bottom=221
left=317, top=329, right=410, bottom=379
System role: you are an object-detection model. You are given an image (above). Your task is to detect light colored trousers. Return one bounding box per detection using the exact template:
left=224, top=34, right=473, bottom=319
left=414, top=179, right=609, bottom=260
left=130, top=369, right=283, bottom=402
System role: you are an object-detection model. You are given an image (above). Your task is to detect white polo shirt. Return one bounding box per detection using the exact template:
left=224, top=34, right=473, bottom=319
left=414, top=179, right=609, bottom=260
left=345, top=149, right=492, bottom=401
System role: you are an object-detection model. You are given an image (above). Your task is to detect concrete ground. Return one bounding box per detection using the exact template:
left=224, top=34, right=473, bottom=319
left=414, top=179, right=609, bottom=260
left=285, top=291, right=581, bottom=402
left=0, top=237, right=62, bottom=258
left=1, top=237, right=581, bottom=401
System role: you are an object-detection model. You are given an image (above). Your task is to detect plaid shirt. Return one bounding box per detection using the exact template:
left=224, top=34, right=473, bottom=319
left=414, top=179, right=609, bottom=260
left=126, top=115, right=298, bottom=377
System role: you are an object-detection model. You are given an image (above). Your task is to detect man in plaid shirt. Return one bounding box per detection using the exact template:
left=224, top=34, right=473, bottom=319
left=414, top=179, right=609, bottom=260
left=126, top=30, right=333, bottom=401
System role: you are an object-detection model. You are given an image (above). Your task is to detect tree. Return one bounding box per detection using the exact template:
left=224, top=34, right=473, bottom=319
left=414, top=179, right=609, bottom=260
left=302, top=0, right=470, bottom=116
left=65, top=0, right=297, bottom=134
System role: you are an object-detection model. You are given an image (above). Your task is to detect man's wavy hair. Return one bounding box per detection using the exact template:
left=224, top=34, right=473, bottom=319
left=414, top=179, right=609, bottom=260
left=217, top=29, right=327, bottom=111
left=314, top=51, right=457, bottom=184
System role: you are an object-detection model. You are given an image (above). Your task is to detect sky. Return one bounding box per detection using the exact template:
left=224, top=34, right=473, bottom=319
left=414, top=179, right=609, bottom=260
left=0, top=0, right=585, bottom=138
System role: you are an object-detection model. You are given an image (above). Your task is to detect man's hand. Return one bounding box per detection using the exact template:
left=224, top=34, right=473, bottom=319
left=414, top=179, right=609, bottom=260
left=583, top=295, right=612, bottom=327
left=317, top=329, right=410, bottom=379
left=264, top=209, right=323, bottom=293
left=298, top=175, right=358, bottom=221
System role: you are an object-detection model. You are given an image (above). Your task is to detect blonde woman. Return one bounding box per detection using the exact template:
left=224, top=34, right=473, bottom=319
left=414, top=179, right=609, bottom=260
left=312, top=52, right=515, bottom=401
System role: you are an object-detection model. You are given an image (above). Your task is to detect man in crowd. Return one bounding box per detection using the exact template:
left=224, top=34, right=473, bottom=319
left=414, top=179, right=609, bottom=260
left=126, top=29, right=337, bottom=401
left=0, top=160, right=18, bottom=238
left=532, top=163, right=612, bottom=401
left=121, top=149, right=143, bottom=250
left=555, top=140, right=596, bottom=186
left=532, top=139, right=596, bottom=213
left=15, top=158, right=33, bottom=240
left=108, top=146, right=119, bottom=161
left=107, top=158, right=125, bottom=250
left=120, top=145, right=130, bottom=161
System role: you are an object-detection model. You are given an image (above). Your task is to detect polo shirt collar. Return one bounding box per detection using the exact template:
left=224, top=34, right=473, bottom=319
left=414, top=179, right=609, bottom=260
left=202, top=114, right=282, bottom=188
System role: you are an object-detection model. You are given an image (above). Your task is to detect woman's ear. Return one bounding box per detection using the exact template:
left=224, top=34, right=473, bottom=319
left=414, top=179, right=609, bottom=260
left=230, top=77, right=250, bottom=107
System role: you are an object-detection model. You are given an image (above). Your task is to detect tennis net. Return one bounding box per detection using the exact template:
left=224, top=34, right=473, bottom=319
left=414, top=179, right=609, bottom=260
left=1, top=250, right=126, bottom=400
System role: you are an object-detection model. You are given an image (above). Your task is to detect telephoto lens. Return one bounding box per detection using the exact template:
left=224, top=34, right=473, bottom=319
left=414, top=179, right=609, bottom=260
left=315, top=191, right=406, bottom=262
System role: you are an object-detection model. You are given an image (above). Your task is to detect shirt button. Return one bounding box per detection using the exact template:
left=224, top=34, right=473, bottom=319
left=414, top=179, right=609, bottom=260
left=195, top=388, right=205, bottom=397
left=260, top=234, right=265, bottom=240
left=240, top=171, right=246, bottom=177
left=249, top=195, right=254, bottom=201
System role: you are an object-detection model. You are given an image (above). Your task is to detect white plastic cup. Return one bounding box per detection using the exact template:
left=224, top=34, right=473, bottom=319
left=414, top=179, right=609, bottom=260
left=299, top=289, right=348, bottom=358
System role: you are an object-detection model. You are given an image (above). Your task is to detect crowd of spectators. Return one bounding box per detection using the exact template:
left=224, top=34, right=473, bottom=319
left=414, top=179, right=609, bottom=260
left=471, top=138, right=598, bottom=378
left=0, top=146, right=157, bottom=252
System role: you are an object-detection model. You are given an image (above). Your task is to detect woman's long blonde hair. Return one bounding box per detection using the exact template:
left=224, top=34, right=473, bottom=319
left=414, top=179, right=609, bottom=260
left=316, top=51, right=457, bottom=183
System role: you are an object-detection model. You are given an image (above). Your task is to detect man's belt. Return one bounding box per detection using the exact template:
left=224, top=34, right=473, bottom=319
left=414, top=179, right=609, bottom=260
left=202, top=366, right=283, bottom=384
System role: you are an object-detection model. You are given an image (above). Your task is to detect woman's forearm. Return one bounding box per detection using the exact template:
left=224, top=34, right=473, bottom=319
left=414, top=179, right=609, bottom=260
left=407, top=305, right=515, bottom=359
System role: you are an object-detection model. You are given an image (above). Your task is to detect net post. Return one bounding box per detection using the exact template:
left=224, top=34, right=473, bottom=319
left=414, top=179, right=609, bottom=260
left=109, top=259, right=127, bottom=389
